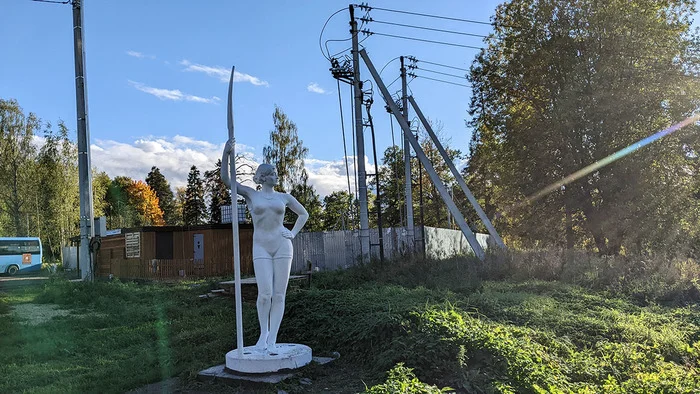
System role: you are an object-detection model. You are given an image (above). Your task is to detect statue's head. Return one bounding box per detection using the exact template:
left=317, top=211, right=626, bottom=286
left=253, top=163, right=278, bottom=186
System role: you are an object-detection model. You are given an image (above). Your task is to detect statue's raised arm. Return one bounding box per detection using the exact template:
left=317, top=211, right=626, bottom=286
left=221, top=139, right=255, bottom=199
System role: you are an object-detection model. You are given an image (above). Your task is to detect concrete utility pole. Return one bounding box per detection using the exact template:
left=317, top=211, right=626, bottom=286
left=400, top=56, right=415, bottom=252
left=73, top=0, right=95, bottom=281
left=350, top=5, right=370, bottom=263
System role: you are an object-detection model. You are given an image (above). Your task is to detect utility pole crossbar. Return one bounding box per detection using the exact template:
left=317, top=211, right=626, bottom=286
left=360, top=49, right=486, bottom=261
left=407, top=96, right=506, bottom=249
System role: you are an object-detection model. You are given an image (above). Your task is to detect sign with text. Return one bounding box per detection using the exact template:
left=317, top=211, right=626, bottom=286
left=125, top=232, right=141, bottom=259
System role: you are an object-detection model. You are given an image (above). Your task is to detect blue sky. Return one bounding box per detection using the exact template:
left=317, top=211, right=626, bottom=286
left=2, top=0, right=503, bottom=195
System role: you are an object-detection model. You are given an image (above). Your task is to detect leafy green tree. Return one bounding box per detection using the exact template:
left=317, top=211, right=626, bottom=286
left=183, top=165, right=207, bottom=225
left=378, top=145, right=405, bottom=228
left=288, top=177, right=323, bottom=231
left=322, top=190, right=356, bottom=231
left=466, top=0, right=700, bottom=254
left=263, top=105, right=309, bottom=192
left=172, top=186, right=186, bottom=226
left=36, top=122, right=79, bottom=258
left=106, top=176, right=139, bottom=228
left=412, top=125, right=463, bottom=229
left=0, top=99, right=39, bottom=236
left=204, top=159, right=231, bottom=224
left=92, top=171, right=111, bottom=219
left=146, top=166, right=176, bottom=225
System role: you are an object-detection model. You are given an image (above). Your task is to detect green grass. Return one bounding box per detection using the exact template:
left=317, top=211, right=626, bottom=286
left=0, top=278, right=257, bottom=393
left=0, top=256, right=699, bottom=393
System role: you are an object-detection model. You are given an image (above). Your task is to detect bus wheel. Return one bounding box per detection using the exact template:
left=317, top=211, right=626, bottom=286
left=7, top=265, right=19, bottom=276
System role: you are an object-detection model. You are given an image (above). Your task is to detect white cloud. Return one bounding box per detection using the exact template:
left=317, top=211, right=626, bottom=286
left=304, top=156, right=374, bottom=198
left=89, top=134, right=369, bottom=199
left=179, top=59, right=269, bottom=87
left=128, top=80, right=219, bottom=104
left=91, top=136, right=257, bottom=189
left=307, top=82, right=327, bottom=94
left=126, top=50, right=156, bottom=60
left=31, top=135, right=46, bottom=151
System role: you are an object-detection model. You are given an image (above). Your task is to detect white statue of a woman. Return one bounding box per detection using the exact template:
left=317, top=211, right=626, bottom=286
left=221, top=140, right=309, bottom=353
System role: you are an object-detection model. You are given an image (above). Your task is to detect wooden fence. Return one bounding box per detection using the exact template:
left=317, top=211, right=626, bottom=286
left=100, top=258, right=238, bottom=280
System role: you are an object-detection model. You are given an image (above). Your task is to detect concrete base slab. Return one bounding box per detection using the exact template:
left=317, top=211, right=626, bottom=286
left=198, top=364, right=295, bottom=384
left=198, top=354, right=338, bottom=385
left=225, top=343, right=312, bottom=374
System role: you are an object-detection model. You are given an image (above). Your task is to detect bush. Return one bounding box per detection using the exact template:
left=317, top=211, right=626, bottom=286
left=363, top=363, right=453, bottom=394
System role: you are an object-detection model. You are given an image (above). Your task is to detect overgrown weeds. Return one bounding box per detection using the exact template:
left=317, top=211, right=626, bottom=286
left=284, top=275, right=700, bottom=392
left=1, top=251, right=699, bottom=393
left=481, top=248, right=700, bottom=305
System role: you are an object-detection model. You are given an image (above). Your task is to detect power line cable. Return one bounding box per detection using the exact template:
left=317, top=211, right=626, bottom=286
left=386, top=75, right=401, bottom=89
left=416, top=67, right=467, bottom=79
left=31, top=0, right=70, bottom=4
left=355, top=4, right=493, bottom=26
left=409, top=73, right=470, bottom=87
left=389, top=113, right=396, bottom=147
left=380, top=56, right=401, bottom=76
left=325, top=9, right=371, bottom=59
left=336, top=80, right=354, bottom=202
left=360, top=17, right=488, bottom=38
left=327, top=34, right=370, bottom=59
left=350, top=85, right=359, bottom=200
left=411, top=58, right=469, bottom=72
left=319, top=8, right=346, bottom=60
left=320, top=7, right=370, bottom=60
left=361, top=30, right=482, bottom=50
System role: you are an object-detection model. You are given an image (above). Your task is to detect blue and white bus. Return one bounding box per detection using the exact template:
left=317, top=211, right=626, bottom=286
left=0, top=237, right=43, bottom=275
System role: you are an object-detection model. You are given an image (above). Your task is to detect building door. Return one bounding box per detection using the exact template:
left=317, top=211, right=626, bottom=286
left=193, top=234, right=204, bottom=262
left=155, top=232, right=173, bottom=259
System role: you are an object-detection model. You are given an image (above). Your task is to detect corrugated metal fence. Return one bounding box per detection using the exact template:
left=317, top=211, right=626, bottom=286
left=290, top=226, right=489, bottom=274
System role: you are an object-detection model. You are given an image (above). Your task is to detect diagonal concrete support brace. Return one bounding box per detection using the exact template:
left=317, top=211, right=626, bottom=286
left=408, top=96, right=506, bottom=249
left=360, top=49, right=485, bottom=260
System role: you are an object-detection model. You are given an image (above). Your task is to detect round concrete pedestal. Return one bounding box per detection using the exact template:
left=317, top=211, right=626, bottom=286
left=225, top=344, right=312, bottom=374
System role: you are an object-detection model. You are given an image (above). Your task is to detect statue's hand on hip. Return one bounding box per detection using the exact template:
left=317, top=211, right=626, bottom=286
left=280, top=228, right=294, bottom=240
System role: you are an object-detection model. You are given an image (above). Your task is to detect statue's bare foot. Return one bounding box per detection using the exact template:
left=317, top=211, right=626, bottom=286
left=254, top=335, right=268, bottom=351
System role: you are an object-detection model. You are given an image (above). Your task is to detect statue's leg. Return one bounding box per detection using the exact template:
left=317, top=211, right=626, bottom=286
left=266, top=254, right=293, bottom=350
left=253, top=257, right=273, bottom=350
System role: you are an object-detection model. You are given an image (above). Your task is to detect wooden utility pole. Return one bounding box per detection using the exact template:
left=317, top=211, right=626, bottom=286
left=72, top=0, right=95, bottom=281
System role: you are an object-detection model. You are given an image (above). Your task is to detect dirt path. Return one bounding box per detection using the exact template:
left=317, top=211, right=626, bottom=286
left=0, top=275, right=49, bottom=291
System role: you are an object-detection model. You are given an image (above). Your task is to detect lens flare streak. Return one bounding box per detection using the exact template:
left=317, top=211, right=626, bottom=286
left=508, top=113, right=700, bottom=214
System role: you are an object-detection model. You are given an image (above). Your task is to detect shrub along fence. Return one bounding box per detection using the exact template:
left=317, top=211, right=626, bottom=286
left=98, top=226, right=490, bottom=281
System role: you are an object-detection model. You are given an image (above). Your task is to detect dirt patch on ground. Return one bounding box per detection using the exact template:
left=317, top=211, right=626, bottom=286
left=126, top=359, right=373, bottom=394
left=11, top=303, right=71, bottom=325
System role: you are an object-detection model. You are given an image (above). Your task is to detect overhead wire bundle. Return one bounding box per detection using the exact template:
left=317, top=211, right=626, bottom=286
left=350, top=3, right=489, bottom=88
